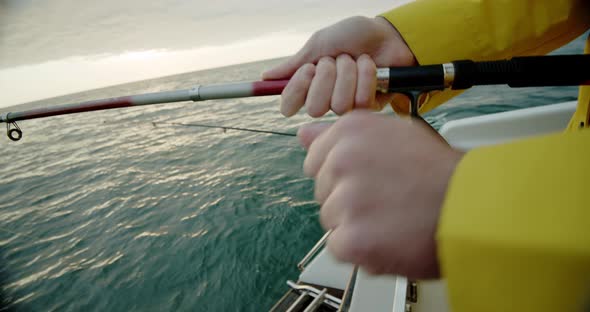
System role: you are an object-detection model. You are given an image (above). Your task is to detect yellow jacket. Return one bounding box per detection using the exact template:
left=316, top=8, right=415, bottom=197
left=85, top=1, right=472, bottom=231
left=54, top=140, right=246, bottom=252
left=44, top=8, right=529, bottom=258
left=381, top=1, right=590, bottom=311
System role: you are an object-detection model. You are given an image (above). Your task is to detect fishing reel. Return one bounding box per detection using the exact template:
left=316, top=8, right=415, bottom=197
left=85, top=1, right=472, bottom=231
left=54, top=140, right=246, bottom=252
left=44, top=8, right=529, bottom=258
left=6, top=121, right=22, bottom=142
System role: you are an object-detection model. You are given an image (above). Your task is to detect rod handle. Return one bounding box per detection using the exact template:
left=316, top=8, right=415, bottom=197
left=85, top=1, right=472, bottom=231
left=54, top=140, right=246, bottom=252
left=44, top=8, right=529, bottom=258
left=452, top=55, right=590, bottom=89
left=386, top=65, right=445, bottom=92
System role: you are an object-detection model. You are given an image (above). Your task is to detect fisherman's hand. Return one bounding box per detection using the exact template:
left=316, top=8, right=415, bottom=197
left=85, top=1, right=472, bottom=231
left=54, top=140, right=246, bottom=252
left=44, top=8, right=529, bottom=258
left=298, top=111, right=464, bottom=279
left=262, top=16, right=416, bottom=117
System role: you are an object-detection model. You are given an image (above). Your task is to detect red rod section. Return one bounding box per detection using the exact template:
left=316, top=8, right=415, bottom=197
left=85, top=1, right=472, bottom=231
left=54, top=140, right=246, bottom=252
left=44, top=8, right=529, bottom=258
left=252, top=80, right=289, bottom=96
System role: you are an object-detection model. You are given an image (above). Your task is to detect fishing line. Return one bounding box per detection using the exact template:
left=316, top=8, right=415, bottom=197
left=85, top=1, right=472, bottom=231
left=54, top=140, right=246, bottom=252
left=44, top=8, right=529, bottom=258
left=150, top=121, right=297, bottom=137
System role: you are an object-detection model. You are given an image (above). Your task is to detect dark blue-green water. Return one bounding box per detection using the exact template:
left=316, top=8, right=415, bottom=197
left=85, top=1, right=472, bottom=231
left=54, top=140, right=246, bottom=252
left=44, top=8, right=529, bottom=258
left=0, top=35, right=584, bottom=311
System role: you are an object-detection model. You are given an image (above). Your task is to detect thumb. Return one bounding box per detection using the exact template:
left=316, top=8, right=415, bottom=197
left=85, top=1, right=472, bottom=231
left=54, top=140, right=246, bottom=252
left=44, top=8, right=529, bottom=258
left=297, top=122, right=332, bottom=150
left=262, top=54, right=306, bottom=80
left=262, top=35, right=322, bottom=80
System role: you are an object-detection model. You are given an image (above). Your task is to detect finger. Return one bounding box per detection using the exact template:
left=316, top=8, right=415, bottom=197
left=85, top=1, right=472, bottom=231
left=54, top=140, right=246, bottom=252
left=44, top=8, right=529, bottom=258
left=262, top=32, right=320, bottom=80
left=263, top=58, right=299, bottom=81
left=303, top=111, right=368, bottom=177
left=306, top=57, right=336, bottom=117
left=314, top=139, right=356, bottom=203
left=354, top=54, right=377, bottom=109
left=326, top=224, right=365, bottom=264
left=363, top=263, right=390, bottom=276
left=262, top=48, right=310, bottom=80
left=303, top=123, right=339, bottom=177
left=297, top=122, right=332, bottom=150
left=331, top=54, right=357, bottom=115
left=374, top=93, right=396, bottom=111
left=318, top=179, right=359, bottom=230
left=280, top=63, right=316, bottom=117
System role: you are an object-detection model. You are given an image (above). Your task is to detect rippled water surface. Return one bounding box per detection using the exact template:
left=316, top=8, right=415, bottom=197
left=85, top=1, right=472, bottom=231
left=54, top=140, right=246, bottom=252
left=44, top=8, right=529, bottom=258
left=0, top=36, right=583, bottom=311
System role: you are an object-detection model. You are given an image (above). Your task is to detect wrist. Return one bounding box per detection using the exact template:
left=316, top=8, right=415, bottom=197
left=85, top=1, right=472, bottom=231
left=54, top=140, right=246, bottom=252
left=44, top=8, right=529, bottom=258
left=373, top=16, right=417, bottom=66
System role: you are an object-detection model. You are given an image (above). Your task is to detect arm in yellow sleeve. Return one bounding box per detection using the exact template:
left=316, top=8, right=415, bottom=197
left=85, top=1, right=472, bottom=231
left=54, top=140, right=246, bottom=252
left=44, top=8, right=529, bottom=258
left=380, top=0, right=590, bottom=113
left=381, top=1, right=590, bottom=311
left=439, top=129, right=590, bottom=312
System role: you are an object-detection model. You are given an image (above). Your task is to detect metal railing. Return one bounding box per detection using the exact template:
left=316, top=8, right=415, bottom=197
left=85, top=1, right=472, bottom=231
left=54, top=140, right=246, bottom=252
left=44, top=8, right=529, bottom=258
left=297, top=230, right=332, bottom=271
left=286, top=281, right=342, bottom=310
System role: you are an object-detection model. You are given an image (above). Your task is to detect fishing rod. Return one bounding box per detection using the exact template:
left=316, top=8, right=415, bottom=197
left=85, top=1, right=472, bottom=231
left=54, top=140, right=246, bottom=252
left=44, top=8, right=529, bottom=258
left=2, top=54, right=589, bottom=141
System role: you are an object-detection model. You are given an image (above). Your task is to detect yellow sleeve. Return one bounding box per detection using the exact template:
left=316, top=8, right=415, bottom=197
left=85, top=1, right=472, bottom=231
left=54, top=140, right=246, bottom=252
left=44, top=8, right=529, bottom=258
left=380, top=0, right=590, bottom=114
left=381, top=2, right=590, bottom=311
left=439, top=129, right=590, bottom=312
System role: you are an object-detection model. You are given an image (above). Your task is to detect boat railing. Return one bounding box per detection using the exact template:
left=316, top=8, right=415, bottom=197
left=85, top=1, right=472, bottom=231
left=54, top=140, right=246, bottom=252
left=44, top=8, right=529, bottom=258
left=297, top=230, right=332, bottom=271
left=285, top=281, right=341, bottom=310
left=336, top=266, right=358, bottom=311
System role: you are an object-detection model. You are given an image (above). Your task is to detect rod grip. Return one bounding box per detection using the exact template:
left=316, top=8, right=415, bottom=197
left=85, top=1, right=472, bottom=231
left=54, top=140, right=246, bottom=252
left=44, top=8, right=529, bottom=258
left=387, top=65, right=445, bottom=92
left=452, top=55, right=590, bottom=89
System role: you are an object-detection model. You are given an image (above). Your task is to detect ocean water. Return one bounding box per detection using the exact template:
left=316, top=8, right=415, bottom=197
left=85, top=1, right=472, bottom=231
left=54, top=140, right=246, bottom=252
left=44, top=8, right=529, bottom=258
left=0, top=35, right=584, bottom=311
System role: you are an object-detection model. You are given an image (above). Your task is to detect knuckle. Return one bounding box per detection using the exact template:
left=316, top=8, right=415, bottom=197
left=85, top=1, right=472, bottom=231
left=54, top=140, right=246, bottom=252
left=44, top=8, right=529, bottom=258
left=339, top=110, right=371, bottom=128
left=336, top=57, right=357, bottom=79
left=286, top=64, right=315, bottom=93
left=317, top=57, right=336, bottom=74
left=355, top=96, right=370, bottom=109
left=327, top=147, right=354, bottom=178
left=307, top=104, right=326, bottom=118
left=301, top=63, right=316, bottom=76
left=351, top=238, right=377, bottom=264
left=327, top=235, right=353, bottom=263
left=319, top=55, right=336, bottom=64
left=328, top=232, right=372, bottom=264
left=336, top=53, right=354, bottom=65
left=331, top=246, right=352, bottom=263
left=357, top=53, right=372, bottom=62
left=330, top=98, right=350, bottom=116
left=358, top=62, right=376, bottom=77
